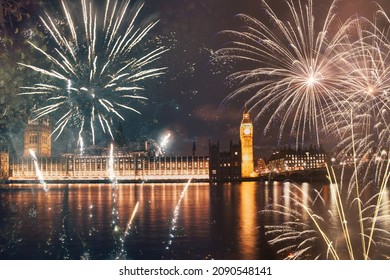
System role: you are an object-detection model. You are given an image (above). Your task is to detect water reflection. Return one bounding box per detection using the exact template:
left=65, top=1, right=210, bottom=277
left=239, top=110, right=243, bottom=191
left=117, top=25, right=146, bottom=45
left=0, top=181, right=389, bottom=260
left=283, top=182, right=291, bottom=221
left=238, top=182, right=257, bottom=259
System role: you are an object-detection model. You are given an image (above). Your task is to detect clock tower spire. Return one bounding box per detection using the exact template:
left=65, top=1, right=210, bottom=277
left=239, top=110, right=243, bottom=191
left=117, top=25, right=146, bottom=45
left=240, top=110, right=254, bottom=178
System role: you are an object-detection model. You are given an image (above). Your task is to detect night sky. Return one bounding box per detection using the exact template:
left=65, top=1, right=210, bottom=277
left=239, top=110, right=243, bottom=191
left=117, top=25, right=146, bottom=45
left=5, top=0, right=390, bottom=158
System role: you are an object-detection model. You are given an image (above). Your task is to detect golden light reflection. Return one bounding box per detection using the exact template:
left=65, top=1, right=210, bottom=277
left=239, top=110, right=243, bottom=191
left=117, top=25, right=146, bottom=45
left=264, top=181, right=269, bottom=203
left=381, top=187, right=390, bottom=229
left=301, top=183, right=310, bottom=221
left=2, top=179, right=389, bottom=260
left=272, top=181, right=280, bottom=208
left=283, top=182, right=291, bottom=222
left=238, top=182, right=257, bottom=259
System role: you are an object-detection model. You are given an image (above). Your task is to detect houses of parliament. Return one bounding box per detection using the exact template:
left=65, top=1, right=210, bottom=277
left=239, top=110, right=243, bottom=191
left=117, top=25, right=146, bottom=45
left=0, top=113, right=257, bottom=182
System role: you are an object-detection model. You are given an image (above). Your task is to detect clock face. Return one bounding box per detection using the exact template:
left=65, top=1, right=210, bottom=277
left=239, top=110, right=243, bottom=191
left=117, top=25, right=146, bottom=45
left=243, top=128, right=251, bottom=135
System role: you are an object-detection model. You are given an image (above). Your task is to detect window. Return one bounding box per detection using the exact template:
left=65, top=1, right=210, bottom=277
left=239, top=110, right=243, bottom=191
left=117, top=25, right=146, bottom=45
left=29, top=133, right=38, bottom=144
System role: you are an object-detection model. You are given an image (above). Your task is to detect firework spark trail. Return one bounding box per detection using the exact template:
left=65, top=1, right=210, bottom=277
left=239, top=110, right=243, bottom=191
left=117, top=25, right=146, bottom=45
left=328, top=160, right=390, bottom=260
left=124, top=201, right=139, bottom=237
left=116, top=201, right=139, bottom=259
left=146, top=133, right=171, bottom=156
left=107, top=143, right=121, bottom=258
left=214, top=0, right=389, bottom=158
left=323, top=113, right=390, bottom=259
left=326, top=165, right=354, bottom=259
left=263, top=161, right=390, bottom=260
left=108, top=143, right=117, bottom=183
left=349, top=110, right=367, bottom=259
left=19, top=0, right=168, bottom=146
left=159, top=132, right=171, bottom=155
left=328, top=15, right=390, bottom=162
left=364, top=150, right=390, bottom=258
left=160, top=133, right=171, bottom=148
left=215, top=0, right=390, bottom=258
left=165, top=178, right=192, bottom=252
left=263, top=183, right=338, bottom=260
left=29, top=149, right=48, bottom=192
left=214, top=0, right=356, bottom=147
left=107, top=144, right=140, bottom=259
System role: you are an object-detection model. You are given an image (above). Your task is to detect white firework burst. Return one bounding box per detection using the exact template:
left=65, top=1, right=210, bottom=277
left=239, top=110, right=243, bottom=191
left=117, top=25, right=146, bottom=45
left=215, top=0, right=356, bottom=146
left=19, top=0, right=168, bottom=145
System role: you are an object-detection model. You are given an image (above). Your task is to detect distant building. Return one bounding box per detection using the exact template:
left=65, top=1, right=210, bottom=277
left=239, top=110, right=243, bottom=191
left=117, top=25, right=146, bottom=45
left=7, top=110, right=268, bottom=182
left=209, top=140, right=241, bottom=181
left=12, top=139, right=209, bottom=181
left=23, top=118, right=51, bottom=158
left=0, top=151, right=9, bottom=179
left=255, top=158, right=267, bottom=174
left=267, top=145, right=327, bottom=173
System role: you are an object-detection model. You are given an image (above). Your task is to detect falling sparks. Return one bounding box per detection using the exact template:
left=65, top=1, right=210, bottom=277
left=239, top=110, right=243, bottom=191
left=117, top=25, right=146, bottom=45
left=215, top=0, right=356, bottom=146
left=108, top=143, right=117, bottom=183
left=108, top=143, right=121, bottom=257
left=165, top=178, right=191, bottom=252
left=106, top=144, right=140, bottom=259
left=240, top=2, right=390, bottom=256
left=147, top=132, right=172, bottom=156
left=215, top=0, right=390, bottom=163
left=262, top=142, right=390, bottom=260
left=19, top=0, right=168, bottom=146
left=329, top=16, right=390, bottom=161
left=29, top=149, right=48, bottom=192
left=124, top=202, right=139, bottom=237
left=160, top=132, right=171, bottom=154
left=117, top=201, right=140, bottom=259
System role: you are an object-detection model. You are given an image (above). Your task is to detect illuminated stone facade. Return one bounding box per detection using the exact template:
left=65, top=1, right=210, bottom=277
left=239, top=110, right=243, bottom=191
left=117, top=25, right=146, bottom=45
left=23, top=118, right=51, bottom=158
left=11, top=153, right=209, bottom=181
left=6, top=112, right=261, bottom=182
left=240, top=112, right=254, bottom=178
left=0, top=151, right=9, bottom=179
left=267, top=146, right=327, bottom=173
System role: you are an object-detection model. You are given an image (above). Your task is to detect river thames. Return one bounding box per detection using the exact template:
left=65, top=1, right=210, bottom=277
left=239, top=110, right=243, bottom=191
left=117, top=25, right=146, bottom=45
left=0, top=181, right=389, bottom=260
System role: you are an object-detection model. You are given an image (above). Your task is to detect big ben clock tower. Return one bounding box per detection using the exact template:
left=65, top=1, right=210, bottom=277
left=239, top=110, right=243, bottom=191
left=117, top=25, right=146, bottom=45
left=240, top=111, right=254, bottom=178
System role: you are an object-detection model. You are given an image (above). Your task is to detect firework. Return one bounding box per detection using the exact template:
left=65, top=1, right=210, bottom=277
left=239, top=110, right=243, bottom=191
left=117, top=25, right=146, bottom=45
left=262, top=156, right=390, bottom=260
left=124, top=201, right=139, bottom=237
left=330, top=11, right=390, bottom=162
left=159, top=132, right=171, bottom=154
left=146, top=132, right=171, bottom=156
left=107, top=143, right=140, bottom=259
left=165, top=178, right=191, bottom=252
left=19, top=0, right=168, bottom=146
left=215, top=0, right=356, bottom=146
left=116, top=201, right=139, bottom=259
left=29, top=149, right=48, bottom=192
left=160, top=132, right=171, bottom=148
